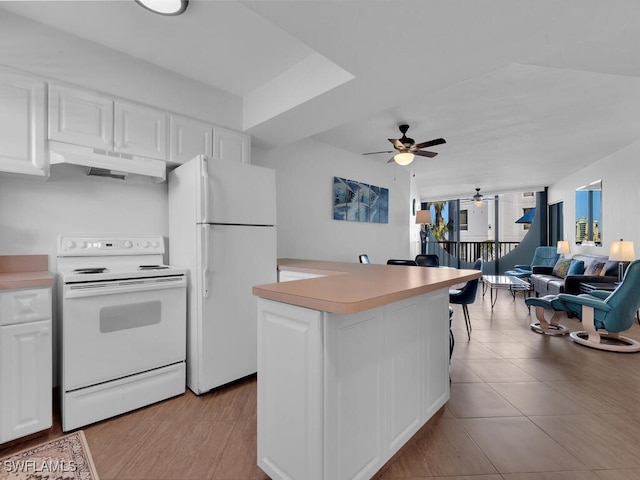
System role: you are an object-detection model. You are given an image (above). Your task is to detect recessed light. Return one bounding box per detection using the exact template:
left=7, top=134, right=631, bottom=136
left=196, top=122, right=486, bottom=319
left=135, top=0, right=188, bottom=16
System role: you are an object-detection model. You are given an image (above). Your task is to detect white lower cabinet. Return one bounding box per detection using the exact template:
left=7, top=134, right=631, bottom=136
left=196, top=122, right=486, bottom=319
left=257, top=290, right=449, bottom=480
left=0, top=288, right=52, bottom=444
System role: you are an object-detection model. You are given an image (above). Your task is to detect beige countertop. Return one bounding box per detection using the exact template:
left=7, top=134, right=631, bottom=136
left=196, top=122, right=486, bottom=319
left=252, top=258, right=481, bottom=314
left=0, top=255, right=54, bottom=290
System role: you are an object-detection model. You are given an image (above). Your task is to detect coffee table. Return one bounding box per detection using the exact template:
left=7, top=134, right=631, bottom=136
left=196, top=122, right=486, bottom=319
left=482, top=275, right=531, bottom=308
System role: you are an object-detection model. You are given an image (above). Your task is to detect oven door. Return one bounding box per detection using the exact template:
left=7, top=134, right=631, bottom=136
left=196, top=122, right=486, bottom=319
left=61, top=276, right=186, bottom=391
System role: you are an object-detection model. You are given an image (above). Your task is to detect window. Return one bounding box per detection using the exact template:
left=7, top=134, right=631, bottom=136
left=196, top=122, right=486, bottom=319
left=575, top=180, right=602, bottom=245
left=460, top=209, right=468, bottom=231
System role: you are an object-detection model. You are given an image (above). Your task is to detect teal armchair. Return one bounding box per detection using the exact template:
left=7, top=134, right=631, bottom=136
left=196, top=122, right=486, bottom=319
left=558, top=259, right=640, bottom=352
left=505, top=246, right=560, bottom=278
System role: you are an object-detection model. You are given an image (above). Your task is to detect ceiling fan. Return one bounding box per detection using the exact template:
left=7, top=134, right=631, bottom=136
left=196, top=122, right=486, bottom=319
left=461, top=188, right=485, bottom=206
left=362, top=124, right=446, bottom=166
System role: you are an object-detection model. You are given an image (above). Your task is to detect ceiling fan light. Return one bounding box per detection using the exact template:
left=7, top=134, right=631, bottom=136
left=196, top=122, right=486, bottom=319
left=135, top=0, right=188, bottom=15
left=473, top=199, right=483, bottom=207
left=394, top=152, right=414, bottom=166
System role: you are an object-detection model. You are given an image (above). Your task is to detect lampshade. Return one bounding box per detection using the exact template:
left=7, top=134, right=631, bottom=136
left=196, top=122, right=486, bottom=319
left=393, top=152, right=414, bottom=166
left=135, top=0, right=188, bottom=15
left=415, top=210, right=432, bottom=225
left=556, top=240, right=571, bottom=255
left=609, top=239, right=636, bottom=262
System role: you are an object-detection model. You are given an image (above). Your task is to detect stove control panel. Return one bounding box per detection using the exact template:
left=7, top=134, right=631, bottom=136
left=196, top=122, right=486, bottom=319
left=58, top=235, right=164, bottom=256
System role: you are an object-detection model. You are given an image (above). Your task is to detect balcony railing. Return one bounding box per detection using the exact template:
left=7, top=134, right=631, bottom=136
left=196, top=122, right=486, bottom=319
left=425, top=240, right=521, bottom=267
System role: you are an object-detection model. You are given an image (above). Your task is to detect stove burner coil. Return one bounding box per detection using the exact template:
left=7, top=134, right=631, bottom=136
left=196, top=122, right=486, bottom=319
left=138, top=265, right=169, bottom=270
left=73, top=267, right=108, bottom=274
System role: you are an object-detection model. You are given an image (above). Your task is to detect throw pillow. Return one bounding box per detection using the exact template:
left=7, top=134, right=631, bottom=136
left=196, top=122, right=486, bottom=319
left=567, top=259, right=585, bottom=275
left=552, top=258, right=572, bottom=278
left=585, top=261, right=606, bottom=276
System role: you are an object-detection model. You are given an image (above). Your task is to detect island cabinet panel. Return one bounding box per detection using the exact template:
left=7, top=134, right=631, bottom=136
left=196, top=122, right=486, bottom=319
left=257, top=290, right=450, bottom=480
left=325, top=309, right=385, bottom=480
left=257, top=300, right=324, bottom=480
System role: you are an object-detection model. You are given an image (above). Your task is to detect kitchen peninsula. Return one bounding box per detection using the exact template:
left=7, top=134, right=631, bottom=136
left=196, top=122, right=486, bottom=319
left=253, top=259, right=481, bottom=480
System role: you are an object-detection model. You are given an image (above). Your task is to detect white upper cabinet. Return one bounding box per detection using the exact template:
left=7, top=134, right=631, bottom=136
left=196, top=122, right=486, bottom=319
left=0, top=69, right=47, bottom=177
left=169, top=115, right=214, bottom=165
left=49, top=84, right=113, bottom=150
left=215, top=126, right=250, bottom=164
left=114, top=101, right=168, bottom=160
left=48, top=85, right=168, bottom=161
left=47, top=83, right=248, bottom=166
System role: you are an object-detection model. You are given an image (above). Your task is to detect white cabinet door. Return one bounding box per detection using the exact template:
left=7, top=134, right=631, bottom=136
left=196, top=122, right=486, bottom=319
left=114, top=101, right=168, bottom=160
left=215, top=126, right=250, bottom=164
left=0, top=70, right=47, bottom=177
left=169, top=115, right=214, bottom=164
left=0, top=319, right=52, bottom=443
left=48, top=84, right=114, bottom=150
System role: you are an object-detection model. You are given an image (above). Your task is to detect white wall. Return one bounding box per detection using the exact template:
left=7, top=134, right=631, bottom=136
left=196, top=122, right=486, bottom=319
left=548, top=140, right=640, bottom=255
left=0, top=165, right=167, bottom=271
left=253, top=138, right=412, bottom=264
left=0, top=11, right=241, bottom=129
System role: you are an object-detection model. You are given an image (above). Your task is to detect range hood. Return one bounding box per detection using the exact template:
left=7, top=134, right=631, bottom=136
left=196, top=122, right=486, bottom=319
left=49, top=141, right=166, bottom=182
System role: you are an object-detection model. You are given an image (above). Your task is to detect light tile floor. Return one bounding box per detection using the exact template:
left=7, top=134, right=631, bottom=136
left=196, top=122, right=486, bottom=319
left=378, top=287, right=640, bottom=480
left=3, top=287, right=640, bottom=479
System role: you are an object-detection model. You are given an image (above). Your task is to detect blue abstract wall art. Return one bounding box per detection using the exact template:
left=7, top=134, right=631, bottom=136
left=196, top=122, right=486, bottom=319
left=333, top=177, right=388, bottom=224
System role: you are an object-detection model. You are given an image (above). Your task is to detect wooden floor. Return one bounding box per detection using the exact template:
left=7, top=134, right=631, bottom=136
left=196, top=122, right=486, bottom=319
left=4, top=288, right=640, bottom=479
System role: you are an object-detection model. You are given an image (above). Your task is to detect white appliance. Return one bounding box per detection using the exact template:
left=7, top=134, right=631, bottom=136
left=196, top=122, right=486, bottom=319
left=57, top=234, right=187, bottom=431
left=168, top=155, right=276, bottom=394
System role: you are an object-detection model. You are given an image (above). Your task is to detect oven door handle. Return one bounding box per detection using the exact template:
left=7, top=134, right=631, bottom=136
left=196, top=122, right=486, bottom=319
left=201, top=224, right=210, bottom=298
left=65, top=276, right=186, bottom=298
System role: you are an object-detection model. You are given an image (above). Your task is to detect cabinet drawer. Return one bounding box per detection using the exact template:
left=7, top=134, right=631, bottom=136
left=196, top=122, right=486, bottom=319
left=0, top=288, right=51, bottom=326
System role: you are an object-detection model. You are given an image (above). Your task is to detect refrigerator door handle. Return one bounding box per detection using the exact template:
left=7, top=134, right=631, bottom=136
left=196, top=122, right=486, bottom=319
left=201, top=225, right=210, bottom=298
left=201, top=156, right=210, bottom=223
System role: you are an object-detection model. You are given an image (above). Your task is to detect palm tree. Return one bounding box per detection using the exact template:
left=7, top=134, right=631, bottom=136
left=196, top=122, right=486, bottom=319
left=425, top=201, right=448, bottom=241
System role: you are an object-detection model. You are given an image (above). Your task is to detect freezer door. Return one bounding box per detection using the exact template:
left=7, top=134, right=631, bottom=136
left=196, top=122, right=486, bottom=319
left=194, top=224, right=276, bottom=392
left=198, top=156, right=276, bottom=226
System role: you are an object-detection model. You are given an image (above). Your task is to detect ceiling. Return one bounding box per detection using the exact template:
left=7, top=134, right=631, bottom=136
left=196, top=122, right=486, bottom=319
left=2, top=0, right=640, bottom=201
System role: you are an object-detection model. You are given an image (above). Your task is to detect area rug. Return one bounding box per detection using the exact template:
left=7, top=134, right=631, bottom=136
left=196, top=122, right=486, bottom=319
left=0, top=431, right=99, bottom=480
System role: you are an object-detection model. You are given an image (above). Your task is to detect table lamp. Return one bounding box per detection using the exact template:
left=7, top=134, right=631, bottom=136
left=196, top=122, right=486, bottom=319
left=609, top=239, right=636, bottom=282
left=416, top=210, right=432, bottom=255
left=556, top=240, right=570, bottom=258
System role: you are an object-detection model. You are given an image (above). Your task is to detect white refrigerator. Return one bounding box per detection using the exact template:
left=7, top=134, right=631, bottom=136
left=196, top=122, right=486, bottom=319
left=168, top=155, right=277, bottom=394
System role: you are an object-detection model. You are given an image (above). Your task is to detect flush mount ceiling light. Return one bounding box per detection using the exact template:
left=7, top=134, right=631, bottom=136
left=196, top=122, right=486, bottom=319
left=135, top=0, right=188, bottom=15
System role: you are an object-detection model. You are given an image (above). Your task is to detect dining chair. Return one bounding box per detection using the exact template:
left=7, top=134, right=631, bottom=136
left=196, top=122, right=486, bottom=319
left=415, top=254, right=439, bottom=267
left=387, top=259, right=418, bottom=266
left=449, top=258, right=483, bottom=340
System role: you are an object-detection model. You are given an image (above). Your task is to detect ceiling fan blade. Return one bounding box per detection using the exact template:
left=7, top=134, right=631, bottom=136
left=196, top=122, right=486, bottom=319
left=414, top=150, right=438, bottom=158
left=363, top=150, right=394, bottom=155
left=387, top=157, right=396, bottom=163
left=414, top=138, right=446, bottom=149
left=388, top=138, right=405, bottom=150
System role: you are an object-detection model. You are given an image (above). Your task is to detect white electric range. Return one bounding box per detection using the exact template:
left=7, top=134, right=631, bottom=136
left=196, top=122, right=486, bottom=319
left=57, top=234, right=187, bottom=431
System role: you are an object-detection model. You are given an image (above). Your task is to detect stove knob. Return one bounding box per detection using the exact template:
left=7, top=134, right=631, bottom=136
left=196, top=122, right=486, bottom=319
left=141, top=241, right=150, bottom=248
left=151, top=241, right=160, bottom=248
left=65, top=240, right=76, bottom=250
left=78, top=240, right=87, bottom=249
left=123, top=240, right=133, bottom=248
